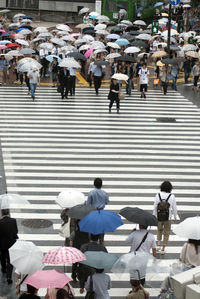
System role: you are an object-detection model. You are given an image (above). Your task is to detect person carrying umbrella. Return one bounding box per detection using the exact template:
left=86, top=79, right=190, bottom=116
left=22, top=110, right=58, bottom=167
left=108, top=78, right=120, bottom=113
left=138, top=62, right=149, bottom=99
left=92, top=58, right=103, bottom=95
left=192, top=59, right=200, bottom=91
left=19, top=284, right=41, bottom=299
left=27, top=67, right=40, bottom=101
left=179, top=239, right=200, bottom=268
left=58, top=67, right=70, bottom=99
left=153, top=181, right=178, bottom=255
left=68, top=67, right=76, bottom=96
left=85, top=268, right=111, bottom=299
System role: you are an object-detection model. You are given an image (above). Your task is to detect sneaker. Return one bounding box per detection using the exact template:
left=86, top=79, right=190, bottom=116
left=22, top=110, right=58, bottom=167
left=140, top=94, right=143, bottom=98
left=161, top=250, right=165, bottom=255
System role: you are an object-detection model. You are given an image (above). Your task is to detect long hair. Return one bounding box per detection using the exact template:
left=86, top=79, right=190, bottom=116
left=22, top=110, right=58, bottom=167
left=188, top=239, right=200, bottom=254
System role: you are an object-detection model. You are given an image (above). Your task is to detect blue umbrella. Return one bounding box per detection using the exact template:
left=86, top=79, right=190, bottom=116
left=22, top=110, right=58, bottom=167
left=1, top=32, right=10, bottom=37
left=21, top=16, right=32, bottom=20
left=45, top=55, right=61, bottom=63
left=116, top=38, right=130, bottom=46
left=80, top=251, right=118, bottom=269
left=136, top=7, right=143, bottom=13
left=154, top=2, right=163, bottom=8
left=79, top=210, right=123, bottom=234
left=106, top=34, right=120, bottom=40
left=0, top=40, right=11, bottom=45
left=16, top=27, right=27, bottom=32
left=89, top=15, right=97, bottom=20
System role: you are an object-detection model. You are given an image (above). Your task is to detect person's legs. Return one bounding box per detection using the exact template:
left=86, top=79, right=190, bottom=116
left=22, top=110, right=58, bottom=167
left=72, top=76, right=76, bottom=95
left=29, top=83, right=36, bottom=99
left=140, top=84, right=143, bottom=98
left=0, top=249, right=7, bottom=272
left=64, top=84, right=69, bottom=98
left=20, top=73, right=23, bottom=85
left=5, top=250, right=13, bottom=282
left=162, top=220, right=171, bottom=252
left=116, top=99, right=120, bottom=113
left=109, top=99, right=114, bottom=112
left=157, top=221, right=164, bottom=247
left=94, top=76, right=98, bottom=94
left=60, top=85, right=64, bottom=99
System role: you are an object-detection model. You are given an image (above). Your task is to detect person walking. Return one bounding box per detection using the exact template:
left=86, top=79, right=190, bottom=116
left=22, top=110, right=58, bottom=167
left=126, top=280, right=149, bottom=299
left=170, top=63, right=178, bottom=91
left=126, top=62, right=134, bottom=96
left=192, top=59, right=200, bottom=91
left=68, top=67, right=76, bottom=96
left=51, top=57, right=59, bottom=87
left=160, top=64, right=169, bottom=95
left=179, top=239, right=200, bottom=268
left=153, top=181, right=178, bottom=255
left=19, top=285, right=41, bottom=299
left=138, top=63, right=149, bottom=99
left=108, top=78, right=120, bottom=113
left=85, top=269, right=111, bottom=299
left=86, top=178, right=109, bottom=210
left=28, top=67, right=40, bottom=101
left=183, top=56, right=191, bottom=84
left=92, top=61, right=103, bottom=95
left=0, top=209, right=18, bottom=284
left=58, top=67, right=70, bottom=99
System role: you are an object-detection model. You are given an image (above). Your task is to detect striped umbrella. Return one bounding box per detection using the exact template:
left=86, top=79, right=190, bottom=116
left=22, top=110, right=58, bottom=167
left=42, top=246, right=86, bottom=264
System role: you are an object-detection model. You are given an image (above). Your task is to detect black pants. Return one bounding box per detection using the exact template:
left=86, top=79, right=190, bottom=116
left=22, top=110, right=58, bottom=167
left=70, top=76, right=76, bottom=95
left=0, top=249, right=13, bottom=279
left=25, top=75, right=30, bottom=91
left=109, top=98, right=120, bottom=110
left=40, top=58, right=48, bottom=77
left=60, top=84, right=69, bottom=98
left=161, top=81, right=168, bottom=95
left=93, top=76, right=102, bottom=94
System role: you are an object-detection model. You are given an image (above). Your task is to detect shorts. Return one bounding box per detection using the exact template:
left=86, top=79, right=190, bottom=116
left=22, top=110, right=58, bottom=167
left=140, top=84, right=147, bottom=92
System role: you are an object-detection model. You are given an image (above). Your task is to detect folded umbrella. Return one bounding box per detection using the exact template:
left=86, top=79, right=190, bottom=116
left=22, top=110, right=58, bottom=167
left=79, top=210, right=123, bottom=234
left=42, top=246, right=86, bottom=264
left=80, top=251, right=118, bottom=269
left=24, top=270, right=71, bottom=289
left=9, top=240, right=44, bottom=275
left=66, top=203, right=96, bottom=219
left=173, top=216, right=200, bottom=240
left=119, top=207, right=158, bottom=226
left=56, top=189, right=85, bottom=208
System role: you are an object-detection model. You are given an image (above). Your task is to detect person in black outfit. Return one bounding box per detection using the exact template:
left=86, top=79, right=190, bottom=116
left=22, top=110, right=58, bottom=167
left=78, top=234, right=107, bottom=294
left=58, top=67, right=70, bottom=99
left=108, top=79, right=120, bottom=113
left=0, top=209, right=18, bottom=284
left=19, top=284, right=41, bottom=299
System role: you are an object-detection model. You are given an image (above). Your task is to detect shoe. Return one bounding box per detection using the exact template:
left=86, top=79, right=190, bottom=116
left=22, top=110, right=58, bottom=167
left=117, top=109, right=119, bottom=114
left=7, top=278, right=13, bottom=284
left=156, top=247, right=161, bottom=252
left=61, top=96, right=64, bottom=99
left=32, top=96, right=35, bottom=101
left=161, top=250, right=165, bottom=255
left=109, top=109, right=111, bottom=113
left=144, top=94, right=146, bottom=98
left=140, top=94, right=143, bottom=98
left=65, top=96, right=68, bottom=99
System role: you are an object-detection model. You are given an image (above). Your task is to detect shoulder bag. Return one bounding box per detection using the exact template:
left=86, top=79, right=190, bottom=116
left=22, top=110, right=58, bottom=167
left=85, top=275, right=95, bottom=299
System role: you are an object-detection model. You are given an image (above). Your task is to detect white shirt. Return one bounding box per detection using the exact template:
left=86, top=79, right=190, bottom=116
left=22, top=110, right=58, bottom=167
left=39, top=48, right=48, bottom=58
left=126, top=229, right=156, bottom=254
left=139, top=68, right=149, bottom=84
left=153, top=191, right=178, bottom=220
left=68, top=67, right=76, bottom=76
left=28, top=71, right=40, bottom=84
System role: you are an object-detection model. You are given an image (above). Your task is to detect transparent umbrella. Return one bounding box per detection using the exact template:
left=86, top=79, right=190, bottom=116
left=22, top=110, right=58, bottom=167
left=0, top=193, right=30, bottom=209
left=56, top=189, right=85, bottom=208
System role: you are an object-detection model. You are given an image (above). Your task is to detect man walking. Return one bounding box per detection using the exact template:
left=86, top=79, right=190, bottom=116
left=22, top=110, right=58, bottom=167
left=0, top=209, right=18, bottom=284
left=58, top=67, right=70, bottom=99
left=28, top=67, right=40, bottom=101
left=138, top=63, right=149, bottom=98
left=68, top=67, right=76, bottom=96
left=86, top=178, right=109, bottom=210
left=92, top=61, right=103, bottom=95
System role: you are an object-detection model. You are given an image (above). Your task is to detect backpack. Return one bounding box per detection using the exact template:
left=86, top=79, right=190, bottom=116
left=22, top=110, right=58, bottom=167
left=157, top=193, right=171, bottom=221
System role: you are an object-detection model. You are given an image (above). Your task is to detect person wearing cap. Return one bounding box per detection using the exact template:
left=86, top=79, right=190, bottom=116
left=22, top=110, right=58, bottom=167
left=28, top=68, right=40, bottom=101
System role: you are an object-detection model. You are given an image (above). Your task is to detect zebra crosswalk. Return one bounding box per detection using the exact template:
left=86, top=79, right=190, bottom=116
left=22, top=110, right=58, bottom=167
left=0, top=86, right=200, bottom=298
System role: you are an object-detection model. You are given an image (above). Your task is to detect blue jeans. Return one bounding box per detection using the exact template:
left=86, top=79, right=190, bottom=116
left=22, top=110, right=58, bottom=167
left=29, top=83, right=37, bottom=97
left=126, top=79, right=132, bottom=95
left=172, top=76, right=177, bottom=90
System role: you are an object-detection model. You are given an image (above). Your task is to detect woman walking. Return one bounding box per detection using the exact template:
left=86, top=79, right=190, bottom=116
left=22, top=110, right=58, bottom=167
left=108, top=79, right=120, bottom=113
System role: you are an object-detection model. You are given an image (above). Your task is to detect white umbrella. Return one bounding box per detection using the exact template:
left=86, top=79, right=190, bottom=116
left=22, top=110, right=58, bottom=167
left=61, top=45, right=78, bottom=53
left=13, top=13, right=25, bottom=20
left=124, top=46, right=140, bottom=54
left=17, top=58, right=42, bottom=73
left=19, top=29, right=32, bottom=35
left=121, top=20, right=132, bottom=26
left=183, top=44, right=196, bottom=52
left=133, top=20, right=146, bottom=26
left=105, top=53, right=121, bottom=60
left=112, top=73, right=128, bottom=81
left=38, top=32, right=53, bottom=38
left=157, top=42, right=167, bottom=48
left=75, top=38, right=86, bottom=46
left=89, top=12, right=100, bottom=17
left=82, top=35, right=95, bottom=42
left=19, top=48, right=35, bottom=55
left=79, top=7, right=90, bottom=15
left=0, top=193, right=30, bottom=209
left=96, top=30, right=109, bottom=35
left=7, top=50, right=22, bottom=57
left=161, top=29, right=179, bottom=37
left=15, top=39, right=29, bottom=46
left=34, top=27, right=48, bottom=33
left=59, top=58, right=81, bottom=69
left=138, top=52, right=150, bottom=58
left=94, top=24, right=107, bottom=30
left=79, top=44, right=90, bottom=52
left=0, top=54, right=13, bottom=61
left=136, top=34, right=152, bottom=41
left=62, top=35, right=75, bottom=42
left=173, top=216, right=200, bottom=240
left=90, top=41, right=106, bottom=49
left=75, top=23, right=94, bottom=29
left=185, top=51, right=200, bottom=59
left=183, top=4, right=191, bottom=8
left=21, top=19, right=32, bottom=24
left=9, top=240, right=44, bottom=275
left=119, top=9, right=127, bottom=15
left=56, top=189, right=85, bottom=208
left=39, top=42, right=53, bottom=51
left=56, top=24, right=71, bottom=32
left=57, top=31, right=70, bottom=37
left=9, top=22, right=20, bottom=28
left=107, top=42, right=120, bottom=49
left=93, top=48, right=108, bottom=55
left=97, top=15, right=110, bottom=23
left=31, top=37, right=44, bottom=43
left=51, top=38, right=66, bottom=47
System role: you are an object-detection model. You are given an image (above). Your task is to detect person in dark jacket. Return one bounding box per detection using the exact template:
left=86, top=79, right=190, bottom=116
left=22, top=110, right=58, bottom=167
left=108, top=79, right=120, bottom=113
left=58, top=67, right=70, bottom=99
left=19, top=284, right=41, bottom=299
left=183, top=57, right=191, bottom=84
left=0, top=209, right=18, bottom=284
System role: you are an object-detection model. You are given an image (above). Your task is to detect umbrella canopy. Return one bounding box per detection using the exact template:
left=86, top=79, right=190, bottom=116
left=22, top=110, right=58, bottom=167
left=56, top=189, right=85, bottom=208
left=131, top=40, right=147, bottom=48
left=19, top=48, right=35, bottom=55
left=115, top=38, right=130, bottom=46
left=0, top=9, right=11, bottom=13
left=56, top=24, right=71, bottom=32
left=39, top=42, right=53, bottom=51
left=173, top=216, right=200, bottom=240
left=96, top=29, right=109, bottom=35
left=124, top=46, right=140, bottom=54
left=136, top=34, right=152, bottom=41
left=0, top=45, right=7, bottom=50
left=170, top=45, right=180, bottom=51
left=133, top=20, right=146, bottom=26
left=106, top=34, right=120, bottom=40
left=0, top=54, right=13, bottom=61
left=119, top=207, right=158, bottom=226
left=51, top=38, right=65, bottom=47
left=9, top=240, right=43, bottom=275
left=94, top=60, right=109, bottom=66
left=183, top=44, right=196, bottom=52
left=161, top=29, right=178, bottom=37
left=0, top=193, right=30, bottom=209
left=59, top=58, right=81, bottom=68
left=0, top=40, right=11, bottom=45
left=18, top=29, right=32, bottom=35
left=154, top=2, right=163, bottom=7
left=13, top=13, right=26, bottom=19
left=185, top=51, right=200, bottom=59
left=112, top=73, right=129, bottom=81
left=45, top=55, right=61, bottom=63
left=116, top=56, right=136, bottom=63
left=24, top=270, right=71, bottom=289
left=79, top=210, right=123, bottom=234
left=105, top=53, right=121, bottom=60
left=79, top=44, right=90, bottom=52
left=80, top=251, right=118, bottom=269
left=107, top=42, right=120, bottom=49
left=79, top=7, right=90, bottom=15
left=162, top=58, right=178, bottom=65
left=7, top=50, right=22, bottom=57
left=84, top=48, right=94, bottom=58
left=95, top=24, right=107, bottom=31
left=34, top=26, right=48, bottom=33
left=6, top=43, right=20, bottom=49
left=67, top=52, right=87, bottom=61
left=15, top=39, right=29, bottom=46
left=38, top=32, right=53, bottom=38
left=76, top=23, right=93, bottom=29
left=42, top=246, right=86, bottom=264
left=152, top=51, right=167, bottom=58
left=66, top=203, right=96, bottom=219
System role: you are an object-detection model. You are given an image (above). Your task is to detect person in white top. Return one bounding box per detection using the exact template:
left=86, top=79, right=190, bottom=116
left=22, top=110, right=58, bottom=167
left=153, top=181, right=178, bottom=254
left=138, top=63, right=149, bottom=99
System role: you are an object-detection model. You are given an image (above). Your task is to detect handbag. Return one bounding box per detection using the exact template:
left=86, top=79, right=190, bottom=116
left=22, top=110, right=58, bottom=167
left=119, top=92, right=125, bottom=100
left=154, top=78, right=159, bottom=85
left=85, top=275, right=95, bottom=299
left=15, top=274, right=28, bottom=295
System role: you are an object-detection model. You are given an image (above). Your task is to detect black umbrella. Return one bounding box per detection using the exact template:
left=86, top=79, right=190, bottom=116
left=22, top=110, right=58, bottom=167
left=119, top=207, right=158, bottom=226
left=110, top=26, right=123, bottom=33
left=82, top=28, right=95, bottom=34
left=162, top=58, right=178, bottom=65
left=121, top=34, right=135, bottom=41
left=95, top=60, right=109, bottom=66
left=131, top=40, right=148, bottom=48
left=126, top=25, right=140, bottom=32
left=66, top=204, right=96, bottom=219
left=19, top=25, right=32, bottom=30
left=65, top=21, right=75, bottom=25
left=116, top=55, right=136, bottom=63
left=67, top=52, right=86, bottom=61
left=129, top=31, right=140, bottom=36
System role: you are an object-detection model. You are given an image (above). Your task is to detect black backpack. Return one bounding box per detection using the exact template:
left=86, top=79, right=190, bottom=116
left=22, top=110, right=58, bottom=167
left=157, top=193, right=171, bottom=221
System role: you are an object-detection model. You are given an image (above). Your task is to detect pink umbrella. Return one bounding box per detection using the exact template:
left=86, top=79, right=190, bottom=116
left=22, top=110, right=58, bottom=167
left=42, top=246, right=86, bottom=264
left=13, top=33, right=24, bottom=39
left=24, top=270, right=71, bottom=289
left=0, top=45, right=7, bottom=50
left=84, top=48, right=94, bottom=58
left=0, top=30, right=6, bottom=33
left=71, top=33, right=81, bottom=37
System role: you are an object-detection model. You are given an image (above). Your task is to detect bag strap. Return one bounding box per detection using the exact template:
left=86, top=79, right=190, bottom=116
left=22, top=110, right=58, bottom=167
left=20, top=274, right=28, bottom=286
left=158, top=193, right=171, bottom=202
left=135, top=232, right=148, bottom=251
left=89, top=274, right=93, bottom=292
